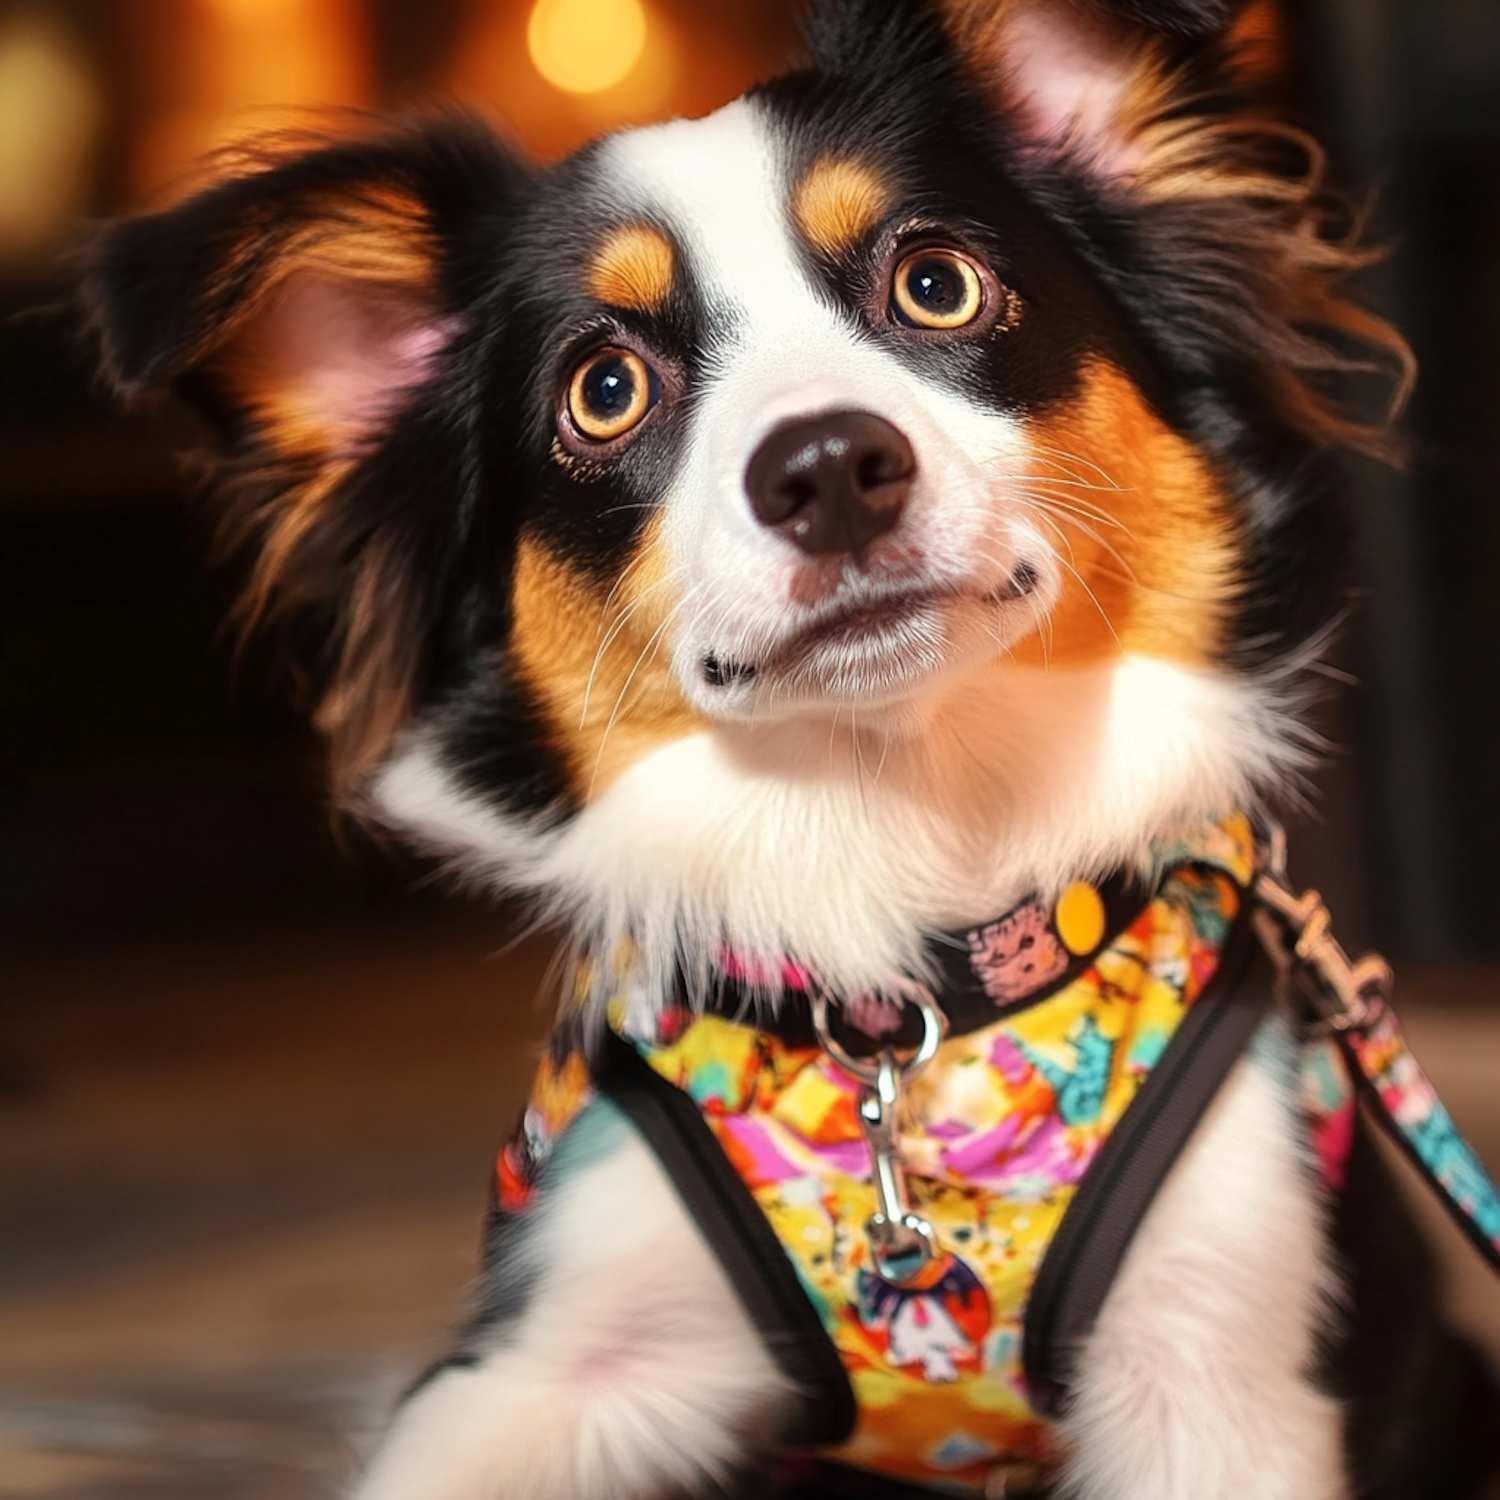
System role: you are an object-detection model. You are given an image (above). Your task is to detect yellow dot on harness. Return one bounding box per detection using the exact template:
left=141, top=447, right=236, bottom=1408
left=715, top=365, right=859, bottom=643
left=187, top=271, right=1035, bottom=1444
left=1055, top=881, right=1106, bottom=955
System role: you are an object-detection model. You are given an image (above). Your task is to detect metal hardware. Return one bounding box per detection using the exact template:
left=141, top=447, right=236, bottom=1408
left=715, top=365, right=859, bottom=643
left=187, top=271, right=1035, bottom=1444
left=812, top=987, right=946, bottom=1285
left=810, top=986, right=945, bottom=1084
left=1252, top=823, right=1393, bottom=1035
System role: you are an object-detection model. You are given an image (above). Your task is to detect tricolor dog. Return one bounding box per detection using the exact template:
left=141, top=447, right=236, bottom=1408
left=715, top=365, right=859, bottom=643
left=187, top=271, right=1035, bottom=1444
left=83, top=0, right=1500, bottom=1495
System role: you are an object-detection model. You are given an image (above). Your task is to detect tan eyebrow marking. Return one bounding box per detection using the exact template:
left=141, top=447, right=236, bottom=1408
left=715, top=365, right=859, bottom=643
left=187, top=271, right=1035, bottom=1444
left=586, top=223, right=676, bottom=312
left=792, top=157, right=892, bottom=259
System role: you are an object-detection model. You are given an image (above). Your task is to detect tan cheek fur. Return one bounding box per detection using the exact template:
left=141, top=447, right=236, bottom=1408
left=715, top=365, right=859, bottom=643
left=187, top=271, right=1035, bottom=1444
left=1012, top=358, right=1239, bottom=669
left=510, top=522, right=703, bottom=801
left=792, top=158, right=892, bottom=260
left=587, top=224, right=676, bottom=313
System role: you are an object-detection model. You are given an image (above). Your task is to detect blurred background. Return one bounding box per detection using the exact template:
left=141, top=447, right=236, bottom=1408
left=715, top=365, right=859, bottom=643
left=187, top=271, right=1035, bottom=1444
left=1, top=1, right=1498, bottom=1496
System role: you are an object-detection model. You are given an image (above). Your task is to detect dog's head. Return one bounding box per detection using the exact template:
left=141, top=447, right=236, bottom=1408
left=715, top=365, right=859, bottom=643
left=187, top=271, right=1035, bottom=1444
left=84, top=0, right=1408, bottom=985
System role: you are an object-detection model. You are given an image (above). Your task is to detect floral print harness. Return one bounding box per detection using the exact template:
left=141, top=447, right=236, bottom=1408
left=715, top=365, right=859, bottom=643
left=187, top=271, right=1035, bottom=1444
left=494, top=816, right=1500, bottom=1498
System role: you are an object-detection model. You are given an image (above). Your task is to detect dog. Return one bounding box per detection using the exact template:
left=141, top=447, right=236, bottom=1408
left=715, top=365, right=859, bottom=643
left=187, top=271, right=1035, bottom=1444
left=82, top=0, right=1500, bottom=1495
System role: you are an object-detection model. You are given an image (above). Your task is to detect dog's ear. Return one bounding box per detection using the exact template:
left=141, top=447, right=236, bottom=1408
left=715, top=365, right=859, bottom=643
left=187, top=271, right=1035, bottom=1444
left=928, top=0, right=1412, bottom=457
left=84, top=117, right=532, bottom=794
left=938, top=0, right=1282, bottom=181
left=87, top=116, right=522, bottom=458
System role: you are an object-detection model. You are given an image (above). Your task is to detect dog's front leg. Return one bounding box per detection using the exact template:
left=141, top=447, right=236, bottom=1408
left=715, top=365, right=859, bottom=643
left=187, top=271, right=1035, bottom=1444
left=1058, top=1027, right=1346, bottom=1500
left=354, top=1100, right=790, bottom=1500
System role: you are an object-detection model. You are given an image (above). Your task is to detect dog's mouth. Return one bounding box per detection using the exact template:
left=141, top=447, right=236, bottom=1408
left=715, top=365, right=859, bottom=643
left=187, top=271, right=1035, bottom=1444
left=700, top=562, right=1039, bottom=690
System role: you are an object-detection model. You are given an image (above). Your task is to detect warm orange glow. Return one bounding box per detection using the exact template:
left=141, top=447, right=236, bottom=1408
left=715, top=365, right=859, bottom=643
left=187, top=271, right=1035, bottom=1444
left=527, top=0, right=648, bottom=95
left=206, top=0, right=306, bottom=19
left=125, top=0, right=371, bottom=201
left=450, top=5, right=799, bottom=163
left=0, top=14, right=100, bottom=263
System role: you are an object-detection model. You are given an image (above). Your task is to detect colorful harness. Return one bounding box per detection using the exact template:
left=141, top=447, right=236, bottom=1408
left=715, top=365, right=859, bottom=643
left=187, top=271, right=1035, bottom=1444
left=493, top=816, right=1500, bottom=1498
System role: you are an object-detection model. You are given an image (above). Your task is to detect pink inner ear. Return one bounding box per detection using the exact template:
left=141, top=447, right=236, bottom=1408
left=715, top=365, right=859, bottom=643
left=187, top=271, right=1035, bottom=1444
left=238, top=272, right=460, bottom=454
left=998, top=4, right=1145, bottom=180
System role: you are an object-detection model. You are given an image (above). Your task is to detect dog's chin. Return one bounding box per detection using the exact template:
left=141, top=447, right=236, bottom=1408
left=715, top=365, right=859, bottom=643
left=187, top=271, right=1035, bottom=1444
left=684, top=586, right=1046, bottom=721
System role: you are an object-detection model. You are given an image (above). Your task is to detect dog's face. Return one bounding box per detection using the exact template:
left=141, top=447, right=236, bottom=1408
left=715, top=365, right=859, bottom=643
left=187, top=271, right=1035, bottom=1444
left=493, top=75, right=1238, bottom=795
left=85, top=0, right=1405, bottom=983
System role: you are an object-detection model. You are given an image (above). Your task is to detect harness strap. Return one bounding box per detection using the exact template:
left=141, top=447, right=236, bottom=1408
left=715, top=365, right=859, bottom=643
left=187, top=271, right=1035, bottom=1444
left=1021, top=906, right=1268, bottom=1411
left=1252, top=829, right=1500, bottom=1278
left=593, top=1029, right=859, bottom=1448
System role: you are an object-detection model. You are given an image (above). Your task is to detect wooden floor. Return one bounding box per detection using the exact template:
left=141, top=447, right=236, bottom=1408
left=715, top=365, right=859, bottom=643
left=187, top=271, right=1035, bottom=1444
left=3, top=923, right=1500, bottom=1498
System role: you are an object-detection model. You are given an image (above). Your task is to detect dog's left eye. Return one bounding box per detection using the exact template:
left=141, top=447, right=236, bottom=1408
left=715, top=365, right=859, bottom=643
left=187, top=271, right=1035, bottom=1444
left=566, top=347, right=660, bottom=444
left=890, top=249, right=985, bottom=330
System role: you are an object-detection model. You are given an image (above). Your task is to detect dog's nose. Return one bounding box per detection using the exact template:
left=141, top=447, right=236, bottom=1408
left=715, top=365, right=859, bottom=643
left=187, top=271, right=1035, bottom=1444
left=745, top=410, right=915, bottom=556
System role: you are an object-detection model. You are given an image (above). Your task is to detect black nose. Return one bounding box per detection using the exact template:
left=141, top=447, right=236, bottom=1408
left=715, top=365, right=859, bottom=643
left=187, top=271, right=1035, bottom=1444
left=745, top=410, right=915, bottom=556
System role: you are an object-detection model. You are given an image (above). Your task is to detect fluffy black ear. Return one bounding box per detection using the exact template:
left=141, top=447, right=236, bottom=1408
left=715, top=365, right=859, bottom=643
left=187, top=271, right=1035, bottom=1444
left=87, top=115, right=527, bottom=451
left=923, top=0, right=1412, bottom=457
left=83, top=116, right=533, bottom=794
left=805, top=1, right=1279, bottom=183
left=930, top=0, right=1286, bottom=180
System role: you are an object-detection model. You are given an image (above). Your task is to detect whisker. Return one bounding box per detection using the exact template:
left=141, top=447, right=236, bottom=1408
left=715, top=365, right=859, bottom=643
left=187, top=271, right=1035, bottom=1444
left=1013, top=515, right=1120, bottom=646
left=600, top=547, right=660, bottom=619
left=1018, top=495, right=1138, bottom=582
left=1013, top=487, right=1132, bottom=537
left=983, top=466, right=1131, bottom=502
left=588, top=587, right=700, bottom=798
left=1027, top=443, right=1125, bottom=491
left=582, top=574, right=678, bottom=729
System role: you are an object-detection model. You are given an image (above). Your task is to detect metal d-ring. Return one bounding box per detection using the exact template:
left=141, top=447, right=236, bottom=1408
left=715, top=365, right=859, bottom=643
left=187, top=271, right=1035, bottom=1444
left=810, top=984, right=946, bottom=1085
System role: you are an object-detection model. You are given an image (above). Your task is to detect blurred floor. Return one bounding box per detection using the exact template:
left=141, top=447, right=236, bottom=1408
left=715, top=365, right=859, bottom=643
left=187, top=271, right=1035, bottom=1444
left=2, top=930, right=1500, bottom=1497
left=0, top=915, right=556, bottom=1498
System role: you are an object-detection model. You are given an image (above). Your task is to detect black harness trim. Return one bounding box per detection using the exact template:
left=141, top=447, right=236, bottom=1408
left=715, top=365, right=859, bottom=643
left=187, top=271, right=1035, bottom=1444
left=595, top=1029, right=859, bottom=1448
left=698, top=866, right=1155, bottom=1051
left=1020, top=899, right=1265, bottom=1411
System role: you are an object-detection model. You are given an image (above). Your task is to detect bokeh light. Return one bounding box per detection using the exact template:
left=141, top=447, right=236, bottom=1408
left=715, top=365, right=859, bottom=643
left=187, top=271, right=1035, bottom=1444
left=0, top=14, right=100, bottom=264
left=527, top=0, right=648, bottom=95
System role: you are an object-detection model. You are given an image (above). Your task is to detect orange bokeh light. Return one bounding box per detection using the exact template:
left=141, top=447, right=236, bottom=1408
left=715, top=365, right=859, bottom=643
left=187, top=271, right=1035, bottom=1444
left=527, top=0, right=648, bottom=96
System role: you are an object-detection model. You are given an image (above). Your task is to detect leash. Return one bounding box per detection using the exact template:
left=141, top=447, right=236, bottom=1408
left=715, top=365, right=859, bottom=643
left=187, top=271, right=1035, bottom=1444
left=1252, top=824, right=1500, bottom=1277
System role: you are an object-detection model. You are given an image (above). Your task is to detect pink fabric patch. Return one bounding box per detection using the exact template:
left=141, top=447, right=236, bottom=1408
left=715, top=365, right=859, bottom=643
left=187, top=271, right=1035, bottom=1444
left=1311, top=1099, right=1355, bottom=1191
left=717, top=1117, right=805, bottom=1187
left=940, top=1114, right=1086, bottom=1193
left=716, top=948, right=812, bottom=992
left=988, top=1032, right=1034, bottom=1087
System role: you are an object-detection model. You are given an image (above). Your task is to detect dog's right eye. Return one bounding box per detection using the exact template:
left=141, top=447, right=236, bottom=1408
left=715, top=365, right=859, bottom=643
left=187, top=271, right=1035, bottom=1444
left=566, top=347, right=659, bottom=444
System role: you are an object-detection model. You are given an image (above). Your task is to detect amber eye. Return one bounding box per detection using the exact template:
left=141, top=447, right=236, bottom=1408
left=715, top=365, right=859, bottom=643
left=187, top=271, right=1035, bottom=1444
left=891, top=248, right=984, bottom=330
left=566, top=347, right=657, bottom=443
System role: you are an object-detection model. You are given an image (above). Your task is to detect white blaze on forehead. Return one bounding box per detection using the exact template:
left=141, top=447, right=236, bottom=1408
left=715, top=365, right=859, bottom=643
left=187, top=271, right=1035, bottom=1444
left=600, top=99, right=820, bottom=334
left=599, top=98, right=1025, bottom=457
left=600, top=100, right=1038, bottom=714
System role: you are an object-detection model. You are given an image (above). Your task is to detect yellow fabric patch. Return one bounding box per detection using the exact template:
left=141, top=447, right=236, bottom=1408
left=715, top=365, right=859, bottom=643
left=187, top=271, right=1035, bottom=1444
left=771, top=1062, right=855, bottom=1141
left=648, top=1014, right=760, bottom=1105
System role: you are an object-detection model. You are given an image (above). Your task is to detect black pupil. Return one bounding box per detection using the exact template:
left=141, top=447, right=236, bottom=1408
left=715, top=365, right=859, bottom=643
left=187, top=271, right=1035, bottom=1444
left=584, top=354, right=636, bottom=419
left=906, top=257, right=963, bottom=315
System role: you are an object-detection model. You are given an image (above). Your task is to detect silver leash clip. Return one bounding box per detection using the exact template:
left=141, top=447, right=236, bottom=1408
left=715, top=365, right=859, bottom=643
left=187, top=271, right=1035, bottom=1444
left=1252, top=823, right=1393, bottom=1036
left=813, top=986, right=947, bottom=1286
